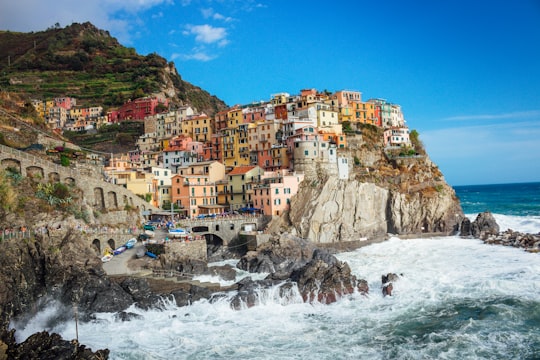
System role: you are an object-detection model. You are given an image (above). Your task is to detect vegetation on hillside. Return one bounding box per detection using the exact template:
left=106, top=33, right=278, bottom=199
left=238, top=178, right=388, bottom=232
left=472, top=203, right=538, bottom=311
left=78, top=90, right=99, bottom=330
left=0, top=167, right=89, bottom=228
left=0, top=22, right=227, bottom=115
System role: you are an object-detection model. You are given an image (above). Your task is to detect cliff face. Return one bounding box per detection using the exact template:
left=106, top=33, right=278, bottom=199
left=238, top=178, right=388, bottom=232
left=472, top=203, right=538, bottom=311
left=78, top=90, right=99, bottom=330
left=287, top=130, right=463, bottom=245
left=289, top=172, right=462, bottom=244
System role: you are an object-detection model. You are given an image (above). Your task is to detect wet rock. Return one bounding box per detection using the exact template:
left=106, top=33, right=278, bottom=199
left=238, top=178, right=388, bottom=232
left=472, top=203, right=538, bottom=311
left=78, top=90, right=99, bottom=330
left=205, top=264, right=237, bottom=281
left=1, top=329, right=109, bottom=359
left=382, top=273, right=400, bottom=297
left=459, top=217, right=472, bottom=236
left=382, top=283, right=393, bottom=296
left=236, top=234, right=317, bottom=278
left=120, top=277, right=163, bottom=311
left=471, top=211, right=499, bottom=238
left=229, top=277, right=285, bottom=310
left=291, top=249, right=369, bottom=304
left=114, top=311, right=143, bottom=322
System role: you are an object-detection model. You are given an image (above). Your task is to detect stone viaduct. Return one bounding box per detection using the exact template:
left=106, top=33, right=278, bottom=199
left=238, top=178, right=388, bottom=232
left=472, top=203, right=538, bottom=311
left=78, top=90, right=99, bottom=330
left=177, top=215, right=272, bottom=248
left=0, top=144, right=158, bottom=216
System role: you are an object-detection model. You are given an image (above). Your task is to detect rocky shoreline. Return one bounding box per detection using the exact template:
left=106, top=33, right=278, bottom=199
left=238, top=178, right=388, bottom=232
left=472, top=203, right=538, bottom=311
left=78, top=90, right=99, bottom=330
left=460, top=211, right=540, bottom=253
left=1, top=212, right=537, bottom=359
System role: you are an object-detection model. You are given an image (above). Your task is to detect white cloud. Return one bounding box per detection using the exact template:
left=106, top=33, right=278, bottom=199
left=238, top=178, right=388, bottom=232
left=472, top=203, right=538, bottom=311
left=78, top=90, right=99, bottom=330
left=171, top=51, right=214, bottom=62
left=0, top=0, right=173, bottom=44
left=443, top=110, right=540, bottom=121
left=201, top=8, right=234, bottom=22
left=184, top=24, right=228, bottom=45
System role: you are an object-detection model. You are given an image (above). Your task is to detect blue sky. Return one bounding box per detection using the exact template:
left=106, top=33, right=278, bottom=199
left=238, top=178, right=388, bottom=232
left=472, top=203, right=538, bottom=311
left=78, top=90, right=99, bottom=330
left=2, top=0, right=540, bottom=186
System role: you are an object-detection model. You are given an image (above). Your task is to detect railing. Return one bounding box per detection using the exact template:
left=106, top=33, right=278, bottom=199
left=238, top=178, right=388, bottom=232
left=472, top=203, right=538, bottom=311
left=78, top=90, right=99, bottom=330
left=151, top=268, right=194, bottom=280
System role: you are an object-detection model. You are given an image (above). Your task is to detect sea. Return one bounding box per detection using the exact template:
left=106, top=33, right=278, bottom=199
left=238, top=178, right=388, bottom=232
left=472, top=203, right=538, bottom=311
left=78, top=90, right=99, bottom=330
left=11, top=182, right=540, bottom=359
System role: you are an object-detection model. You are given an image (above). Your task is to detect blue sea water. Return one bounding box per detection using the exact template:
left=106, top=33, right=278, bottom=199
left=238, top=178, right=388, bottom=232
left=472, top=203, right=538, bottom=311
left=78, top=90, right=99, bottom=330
left=12, top=182, right=540, bottom=359
left=454, top=182, right=540, bottom=217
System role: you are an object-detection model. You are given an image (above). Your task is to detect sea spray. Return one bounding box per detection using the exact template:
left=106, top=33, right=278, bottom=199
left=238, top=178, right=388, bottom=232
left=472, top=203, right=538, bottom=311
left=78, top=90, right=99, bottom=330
left=11, top=234, right=540, bottom=359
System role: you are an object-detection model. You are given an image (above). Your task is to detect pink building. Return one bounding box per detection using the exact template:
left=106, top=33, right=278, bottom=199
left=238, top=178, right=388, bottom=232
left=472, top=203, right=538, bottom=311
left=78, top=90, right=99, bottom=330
left=252, top=169, right=304, bottom=216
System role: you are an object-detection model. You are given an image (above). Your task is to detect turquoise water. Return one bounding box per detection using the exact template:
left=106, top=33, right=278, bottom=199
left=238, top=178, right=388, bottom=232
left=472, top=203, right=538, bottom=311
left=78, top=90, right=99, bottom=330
left=454, top=182, right=540, bottom=216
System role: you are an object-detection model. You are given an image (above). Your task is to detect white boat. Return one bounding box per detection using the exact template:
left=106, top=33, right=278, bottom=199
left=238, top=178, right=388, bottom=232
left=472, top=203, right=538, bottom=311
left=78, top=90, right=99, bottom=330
left=144, top=230, right=155, bottom=238
left=168, top=227, right=188, bottom=238
left=125, top=238, right=137, bottom=249
left=101, top=254, right=113, bottom=262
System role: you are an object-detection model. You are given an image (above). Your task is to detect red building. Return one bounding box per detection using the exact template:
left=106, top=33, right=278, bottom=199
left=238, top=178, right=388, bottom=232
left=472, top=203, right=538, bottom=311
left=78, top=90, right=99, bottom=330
left=108, top=96, right=169, bottom=122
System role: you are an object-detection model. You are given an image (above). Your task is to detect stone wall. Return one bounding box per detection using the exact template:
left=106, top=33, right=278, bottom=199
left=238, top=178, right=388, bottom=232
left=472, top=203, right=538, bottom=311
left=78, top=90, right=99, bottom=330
left=0, top=144, right=159, bottom=217
left=166, top=239, right=207, bottom=261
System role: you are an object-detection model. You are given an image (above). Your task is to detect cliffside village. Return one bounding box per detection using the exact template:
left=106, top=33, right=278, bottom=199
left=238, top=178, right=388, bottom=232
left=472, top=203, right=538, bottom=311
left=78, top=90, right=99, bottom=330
left=31, top=89, right=412, bottom=218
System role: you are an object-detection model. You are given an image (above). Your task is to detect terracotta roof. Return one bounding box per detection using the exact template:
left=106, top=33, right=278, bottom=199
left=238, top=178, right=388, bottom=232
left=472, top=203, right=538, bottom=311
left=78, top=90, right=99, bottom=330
left=228, top=166, right=256, bottom=175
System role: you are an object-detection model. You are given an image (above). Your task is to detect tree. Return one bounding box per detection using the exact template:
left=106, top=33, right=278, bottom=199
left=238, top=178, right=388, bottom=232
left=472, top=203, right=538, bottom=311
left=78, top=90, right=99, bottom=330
left=409, top=129, right=425, bottom=154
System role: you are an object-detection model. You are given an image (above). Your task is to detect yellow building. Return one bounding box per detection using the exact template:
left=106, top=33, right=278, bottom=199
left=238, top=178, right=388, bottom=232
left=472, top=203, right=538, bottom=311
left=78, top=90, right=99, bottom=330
left=187, top=114, right=212, bottom=143
left=223, top=165, right=262, bottom=211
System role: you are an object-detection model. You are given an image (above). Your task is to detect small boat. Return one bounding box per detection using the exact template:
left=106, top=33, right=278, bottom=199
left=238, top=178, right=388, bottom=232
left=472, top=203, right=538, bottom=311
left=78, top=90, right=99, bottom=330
left=145, top=251, right=157, bottom=259
left=145, top=230, right=155, bottom=238
left=168, top=227, right=188, bottom=238
left=125, top=238, right=137, bottom=249
left=101, top=254, right=113, bottom=262
left=113, top=245, right=127, bottom=255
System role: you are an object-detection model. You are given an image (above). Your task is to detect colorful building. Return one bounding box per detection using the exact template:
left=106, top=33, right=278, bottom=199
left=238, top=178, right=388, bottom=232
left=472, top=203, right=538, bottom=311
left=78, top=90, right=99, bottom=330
left=252, top=169, right=304, bottom=216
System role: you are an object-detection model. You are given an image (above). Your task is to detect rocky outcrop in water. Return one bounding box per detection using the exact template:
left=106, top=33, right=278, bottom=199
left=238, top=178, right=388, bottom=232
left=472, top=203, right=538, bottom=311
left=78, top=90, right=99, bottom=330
left=382, top=273, right=401, bottom=297
left=460, top=211, right=539, bottom=252
left=290, top=248, right=369, bottom=303
left=478, top=229, right=540, bottom=252
left=236, top=233, right=368, bottom=305
left=460, top=211, right=500, bottom=238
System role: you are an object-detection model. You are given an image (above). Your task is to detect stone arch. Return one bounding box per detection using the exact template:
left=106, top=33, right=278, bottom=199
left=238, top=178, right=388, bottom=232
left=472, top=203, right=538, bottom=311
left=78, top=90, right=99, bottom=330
left=204, top=233, right=224, bottom=258
left=92, top=239, right=101, bottom=254
left=123, top=194, right=128, bottom=206
left=107, top=238, right=116, bottom=250
left=64, top=177, right=76, bottom=186
left=108, top=191, right=118, bottom=209
left=48, top=172, right=60, bottom=183
left=26, top=166, right=44, bottom=180
left=94, top=187, right=105, bottom=209
left=1, top=158, right=21, bottom=174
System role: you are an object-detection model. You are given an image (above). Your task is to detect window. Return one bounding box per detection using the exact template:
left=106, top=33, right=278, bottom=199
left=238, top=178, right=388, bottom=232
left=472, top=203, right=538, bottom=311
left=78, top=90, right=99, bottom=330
left=304, top=150, right=309, bottom=156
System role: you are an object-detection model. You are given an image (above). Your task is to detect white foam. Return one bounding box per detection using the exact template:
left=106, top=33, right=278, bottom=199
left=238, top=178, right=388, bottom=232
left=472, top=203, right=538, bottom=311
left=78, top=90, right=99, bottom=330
left=10, top=236, right=540, bottom=359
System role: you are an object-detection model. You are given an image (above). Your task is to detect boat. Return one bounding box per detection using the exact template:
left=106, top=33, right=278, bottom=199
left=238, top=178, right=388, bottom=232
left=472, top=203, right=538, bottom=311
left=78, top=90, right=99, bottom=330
left=125, top=238, right=137, bottom=249
left=145, top=251, right=157, bottom=259
left=113, top=245, right=127, bottom=255
left=168, top=227, right=188, bottom=238
left=101, top=254, right=113, bottom=262
left=144, top=230, right=155, bottom=238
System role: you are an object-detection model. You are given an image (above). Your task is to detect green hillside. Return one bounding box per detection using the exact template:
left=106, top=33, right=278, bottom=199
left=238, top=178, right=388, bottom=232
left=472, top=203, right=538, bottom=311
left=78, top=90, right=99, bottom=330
left=0, top=22, right=227, bottom=115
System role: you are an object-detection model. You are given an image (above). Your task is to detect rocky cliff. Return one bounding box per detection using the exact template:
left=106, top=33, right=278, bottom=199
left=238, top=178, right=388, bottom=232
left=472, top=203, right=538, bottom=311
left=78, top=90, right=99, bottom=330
left=286, top=129, right=463, bottom=246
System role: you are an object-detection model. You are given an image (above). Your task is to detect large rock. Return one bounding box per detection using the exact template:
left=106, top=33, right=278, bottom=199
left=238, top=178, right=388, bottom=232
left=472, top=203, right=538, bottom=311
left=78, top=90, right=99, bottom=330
left=236, top=234, right=368, bottom=305
left=290, top=249, right=368, bottom=304
left=470, top=211, right=500, bottom=238
left=237, top=233, right=317, bottom=279
left=288, top=173, right=463, bottom=245
left=0, top=329, right=109, bottom=359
